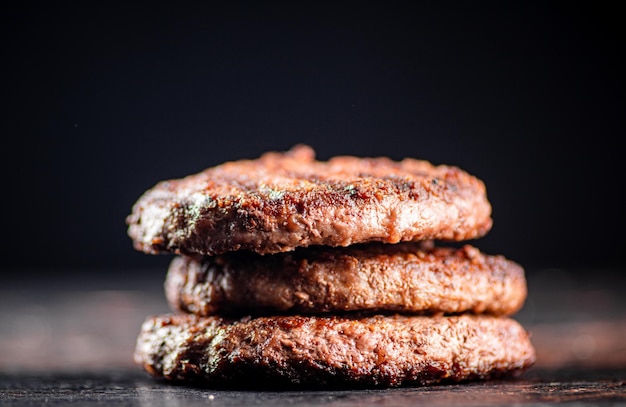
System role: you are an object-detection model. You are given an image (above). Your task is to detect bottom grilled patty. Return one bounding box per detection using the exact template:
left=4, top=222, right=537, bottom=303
left=134, top=313, right=535, bottom=388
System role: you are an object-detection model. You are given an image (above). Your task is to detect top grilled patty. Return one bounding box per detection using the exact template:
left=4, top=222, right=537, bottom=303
left=127, top=145, right=492, bottom=256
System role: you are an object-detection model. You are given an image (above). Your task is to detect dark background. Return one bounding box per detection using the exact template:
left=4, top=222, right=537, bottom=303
left=2, top=1, right=623, bottom=279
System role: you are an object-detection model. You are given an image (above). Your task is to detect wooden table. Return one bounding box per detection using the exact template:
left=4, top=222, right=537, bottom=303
left=1, top=268, right=625, bottom=405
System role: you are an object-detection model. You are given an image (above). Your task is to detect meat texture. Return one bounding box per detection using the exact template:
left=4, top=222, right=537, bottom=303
left=165, top=243, right=527, bottom=317
left=134, top=313, right=536, bottom=388
left=127, top=145, right=493, bottom=256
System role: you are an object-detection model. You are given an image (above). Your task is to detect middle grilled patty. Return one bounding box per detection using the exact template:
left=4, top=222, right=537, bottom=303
left=165, top=242, right=526, bottom=317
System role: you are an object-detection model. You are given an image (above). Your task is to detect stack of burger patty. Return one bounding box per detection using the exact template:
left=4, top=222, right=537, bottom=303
left=127, top=145, right=535, bottom=388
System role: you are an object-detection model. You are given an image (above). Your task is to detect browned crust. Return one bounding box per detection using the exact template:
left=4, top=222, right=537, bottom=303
left=165, top=243, right=527, bottom=317
left=133, top=313, right=536, bottom=388
left=126, top=145, right=493, bottom=256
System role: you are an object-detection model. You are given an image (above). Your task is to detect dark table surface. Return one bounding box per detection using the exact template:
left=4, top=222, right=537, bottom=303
left=1, top=267, right=625, bottom=406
